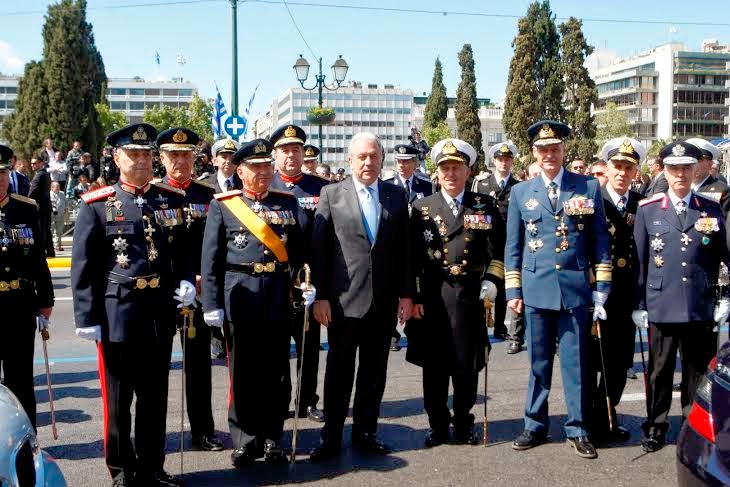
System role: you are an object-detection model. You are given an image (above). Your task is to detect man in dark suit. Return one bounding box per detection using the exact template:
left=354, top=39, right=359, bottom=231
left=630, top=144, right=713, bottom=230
left=645, top=157, right=668, bottom=196
left=687, top=138, right=730, bottom=216
left=310, top=132, right=414, bottom=461
left=383, top=143, right=433, bottom=351
left=8, top=155, right=30, bottom=196
left=29, top=157, right=54, bottom=257
left=199, top=139, right=241, bottom=193
left=474, top=141, right=522, bottom=352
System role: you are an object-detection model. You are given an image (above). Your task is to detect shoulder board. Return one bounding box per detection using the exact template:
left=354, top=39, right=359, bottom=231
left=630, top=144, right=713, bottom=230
left=10, top=193, right=39, bottom=208
left=694, top=191, right=722, bottom=204
left=269, top=189, right=295, bottom=197
left=80, top=185, right=115, bottom=204
left=213, top=190, right=242, bottom=200
left=474, top=172, right=490, bottom=182
left=382, top=176, right=395, bottom=182
left=192, top=179, right=216, bottom=190
left=150, top=180, right=186, bottom=196
left=197, top=172, right=212, bottom=180
left=638, top=193, right=665, bottom=207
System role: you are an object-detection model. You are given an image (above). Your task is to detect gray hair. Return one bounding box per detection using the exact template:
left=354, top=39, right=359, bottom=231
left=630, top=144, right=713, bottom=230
left=349, top=132, right=384, bottom=157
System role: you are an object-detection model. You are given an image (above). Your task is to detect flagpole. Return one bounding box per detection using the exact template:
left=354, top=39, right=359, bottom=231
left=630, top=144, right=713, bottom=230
left=230, top=0, right=239, bottom=116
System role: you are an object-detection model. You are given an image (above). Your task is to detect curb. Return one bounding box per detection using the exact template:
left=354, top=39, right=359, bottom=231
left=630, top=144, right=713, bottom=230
left=47, top=257, right=71, bottom=269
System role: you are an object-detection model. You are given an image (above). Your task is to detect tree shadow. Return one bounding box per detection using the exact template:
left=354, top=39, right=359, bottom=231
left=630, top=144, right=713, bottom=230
left=35, top=385, right=101, bottom=403
left=34, top=370, right=99, bottom=387
left=37, top=408, right=93, bottom=427
left=44, top=438, right=104, bottom=460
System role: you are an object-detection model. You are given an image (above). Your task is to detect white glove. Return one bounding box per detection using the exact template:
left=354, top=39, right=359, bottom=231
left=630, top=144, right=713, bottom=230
left=76, top=325, right=101, bottom=342
left=174, top=280, right=196, bottom=308
left=713, top=298, right=730, bottom=325
left=632, top=310, right=649, bottom=329
left=36, top=315, right=50, bottom=331
left=479, top=281, right=498, bottom=301
left=204, top=309, right=224, bottom=328
left=301, top=283, right=317, bottom=307
left=592, top=291, right=608, bottom=321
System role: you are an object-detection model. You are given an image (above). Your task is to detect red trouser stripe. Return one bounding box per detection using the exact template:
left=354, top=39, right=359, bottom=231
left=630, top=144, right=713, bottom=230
left=96, top=342, right=109, bottom=461
left=224, top=325, right=233, bottom=407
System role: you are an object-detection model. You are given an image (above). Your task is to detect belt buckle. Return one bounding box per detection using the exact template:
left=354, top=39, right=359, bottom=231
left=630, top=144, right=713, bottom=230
left=136, top=278, right=148, bottom=290
left=9, top=280, right=19, bottom=290
left=149, top=277, right=160, bottom=289
left=0, top=281, right=8, bottom=291
left=265, top=262, right=276, bottom=273
left=449, top=265, right=461, bottom=276
left=254, top=263, right=264, bottom=274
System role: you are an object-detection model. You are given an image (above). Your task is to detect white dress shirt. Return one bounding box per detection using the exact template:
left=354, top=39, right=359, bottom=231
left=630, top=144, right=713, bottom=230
left=352, top=177, right=382, bottom=228
left=540, top=167, right=565, bottom=200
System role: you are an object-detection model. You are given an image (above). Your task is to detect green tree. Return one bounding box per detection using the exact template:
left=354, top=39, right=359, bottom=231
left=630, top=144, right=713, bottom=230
left=143, top=94, right=214, bottom=142
left=595, top=102, right=632, bottom=148
left=42, top=0, right=106, bottom=155
left=422, top=57, right=448, bottom=131
left=647, top=138, right=669, bottom=158
left=560, top=17, right=597, bottom=162
left=95, top=103, right=127, bottom=137
left=532, top=1, right=564, bottom=121
left=455, top=44, right=485, bottom=170
left=1, top=61, right=48, bottom=159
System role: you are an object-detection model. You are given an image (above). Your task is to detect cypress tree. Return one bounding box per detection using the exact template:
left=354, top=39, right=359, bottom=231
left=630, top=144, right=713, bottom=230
left=455, top=44, right=485, bottom=170
left=423, top=57, right=448, bottom=131
left=532, top=1, right=564, bottom=122
left=560, top=17, right=597, bottom=162
left=2, top=61, right=48, bottom=159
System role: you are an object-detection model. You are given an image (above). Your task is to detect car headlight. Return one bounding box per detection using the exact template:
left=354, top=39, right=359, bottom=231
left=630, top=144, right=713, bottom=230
left=0, top=386, right=23, bottom=410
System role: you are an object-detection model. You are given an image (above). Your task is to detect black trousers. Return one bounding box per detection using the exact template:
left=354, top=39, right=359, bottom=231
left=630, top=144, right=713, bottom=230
left=289, top=304, right=322, bottom=410
left=179, top=310, right=214, bottom=437
left=0, top=313, right=36, bottom=429
left=645, top=321, right=717, bottom=434
left=321, top=307, right=391, bottom=443
left=493, top=284, right=508, bottom=337
left=423, top=367, right=477, bottom=433
left=98, top=337, right=173, bottom=479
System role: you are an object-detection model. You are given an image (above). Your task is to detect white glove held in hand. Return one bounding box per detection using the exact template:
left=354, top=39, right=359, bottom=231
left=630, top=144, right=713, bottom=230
left=36, top=315, right=50, bottom=331
left=632, top=310, right=649, bottom=329
left=204, top=309, right=224, bottom=328
left=592, top=291, right=608, bottom=321
left=301, top=283, right=317, bottom=307
left=479, top=281, right=498, bottom=301
left=76, top=325, right=101, bottom=342
left=174, top=280, right=196, bottom=308
left=713, top=298, right=730, bottom=325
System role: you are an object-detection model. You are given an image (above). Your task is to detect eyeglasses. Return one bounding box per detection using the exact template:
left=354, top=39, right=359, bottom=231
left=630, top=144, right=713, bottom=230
left=591, top=171, right=605, bottom=177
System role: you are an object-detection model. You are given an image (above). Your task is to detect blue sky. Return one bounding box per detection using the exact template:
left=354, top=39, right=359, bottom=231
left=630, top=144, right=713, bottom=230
left=3, top=0, right=730, bottom=121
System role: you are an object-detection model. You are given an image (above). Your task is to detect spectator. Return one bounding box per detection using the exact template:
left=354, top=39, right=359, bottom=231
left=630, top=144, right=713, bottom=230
left=95, top=176, right=107, bottom=187
left=8, top=155, right=30, bottom=196
left=195, top=141, right=213, bottom=176
left=73, top=174, right=91, bottom=199
left=408, top=128, right=430, bottom=173
left=644, top=157, right=667, bottom=196
left=48, top=151, right=68, bottom=191
left=569, top=159, right=586, bottom=174
left=99, top=146, right=118, bottom=184
left=50, top=181, right=66, bottom=251
left=66, top=140, right=83, bottom=163
left=711, top=161, right=727, bottom=183
left=527, top=161, right=542, bottom=179
left=80, top=153, right=95, bottom=180
left=316, top=163, right=332, bottom=181
left=39, top=137, right=58, bottom=165
left=29, top=157, right=54, bottom=256
left=589, top=160, right=608, bottom=186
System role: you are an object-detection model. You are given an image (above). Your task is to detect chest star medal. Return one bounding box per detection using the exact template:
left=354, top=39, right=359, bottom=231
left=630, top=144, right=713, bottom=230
left=526, top=221, right=538, bottom=235
left=423, top=229, right=434, bottom=242
left=234, top=232, right=247, bottom=248
left=116, top=253, right=130, bottom=268
left=252, top=201, right=263, bottom=212
left=650, top=237, right=664, bottom=252
left=654, top=255, right=664, bottom=268
left=525, top=198, right=539, bottom=210
left=112, top=237, right=128, bottom=252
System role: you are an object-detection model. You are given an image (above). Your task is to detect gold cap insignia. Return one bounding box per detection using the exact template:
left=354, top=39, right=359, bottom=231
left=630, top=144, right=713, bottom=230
left=305, top=147, right=315, bottom=156
left=539, top=124, right=555, bottom=139
left=172, top=130, right=188, bottom=143
left=672, top=144, right=686, bottom=157
left=254, top=142, right=267, bottom=154
left=442, top=141, right=457, bottom=155
left=398, top=146, right=407, bottom=154
left=499, top=144, right=510, bottom=154
left=620, top=138, right=637, bottom=156
left=284, top=126, right=297, bottom=138
left=224, top=139, right=236, bottom=150
left=132, top=126, right=148, bottom=141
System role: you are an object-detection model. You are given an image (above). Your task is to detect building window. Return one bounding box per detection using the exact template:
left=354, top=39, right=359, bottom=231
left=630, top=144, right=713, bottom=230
left=129, top=102, right=144, bottom=110
left=145, top=89, right=160, bottom=96
left=108, top=88, right=126, bottom=96
left=179, top=89, right=193, bottom=97
left=110, top=101, right=126, bottom=110
left=129, top=88, right=145, bottom=96
left=162, top=89, right=179, bottom=97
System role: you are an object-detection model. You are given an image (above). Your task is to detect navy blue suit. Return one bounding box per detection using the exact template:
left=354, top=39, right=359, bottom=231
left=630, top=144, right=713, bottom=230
left=383, top=173, right=434, bottom=206
left=505, top=169, right=611, bottom=437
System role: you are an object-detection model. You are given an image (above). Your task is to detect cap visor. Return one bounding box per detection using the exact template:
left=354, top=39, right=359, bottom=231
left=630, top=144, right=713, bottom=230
left=242, top=157, right=274, bottom=164
left=533, top=138, right=563, bottom=147
left=120, top=144, right=154, bottom=150
left=608, top=155, right=639, bottom=165
left=159, top=144, right=196, bottom=151
left=303, top=156, right=318, bottom=161
left=394, top=155, right=418, bottom=160
left=215, top=149, right=236, bottom=155
left=273, top=137, right=304, bottom=148
left=663, top=156, right=697, bottom=165
left=436, top=155, right=468, bottom=165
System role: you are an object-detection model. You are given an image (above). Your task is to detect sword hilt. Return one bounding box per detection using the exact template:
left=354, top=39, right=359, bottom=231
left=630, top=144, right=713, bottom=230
left=41, top=329, right=50, bottom=341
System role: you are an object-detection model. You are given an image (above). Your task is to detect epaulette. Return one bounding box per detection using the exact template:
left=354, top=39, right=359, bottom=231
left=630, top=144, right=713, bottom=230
left=192, top=179, right=216, bottom=190
left=151, top=180, right=186, bottom=196
left=694, top=191, right=722, bottom=204
left=638, top=193, right=665, bottom=207
left=10, top=193, right=39, bottom=208
left=80, top=185, right=115, bottom=204
left=214, top=190, right=242, bottom=200
left=474, top=171, right=490, bottom=182
left=197, top=172, right=212, bottom=180
left=269, top=189, right=295, bottom=197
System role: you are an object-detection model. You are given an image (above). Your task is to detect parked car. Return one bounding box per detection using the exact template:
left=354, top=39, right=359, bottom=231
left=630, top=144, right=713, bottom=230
left=0, top=384, right=66, bottom=486
left=676, top=340, right=730, bottom=486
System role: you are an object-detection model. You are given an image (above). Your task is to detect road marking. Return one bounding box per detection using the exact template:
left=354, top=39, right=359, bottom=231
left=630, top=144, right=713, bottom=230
left=621, top=391, right=680, bottom=402
left=55, top=297, right=73, bottom=301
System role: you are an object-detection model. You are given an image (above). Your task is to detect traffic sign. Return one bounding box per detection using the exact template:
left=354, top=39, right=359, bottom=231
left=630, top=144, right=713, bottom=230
left=224, top=115, right=247, bottom=138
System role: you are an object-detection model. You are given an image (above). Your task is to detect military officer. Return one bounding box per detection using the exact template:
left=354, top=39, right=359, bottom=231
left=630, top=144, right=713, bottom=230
left=406, top=138, right=505, bottom=446
left=0, top=144, right=54, bottom=430
left=201, top=139, right=314, bottom=466
left=588, top=138, right=645, bottom=441
left=473, top=141, right=523, bottom=351
left=301, top=144, right=320, bottom=174
left=199, top=138, right=242, bottom=194
left=384, top=143, right=434, bottom=351
left=156, top=127, right=224, bottom=452
left=505, top=120, right=612, bottom=459
left=633, top=141, right=730, bottom=453
left=269, top=124, right=328, bottom=423
left=72, top=124, right=196, bottom=487
left=686, top=138, right=730, bottom=216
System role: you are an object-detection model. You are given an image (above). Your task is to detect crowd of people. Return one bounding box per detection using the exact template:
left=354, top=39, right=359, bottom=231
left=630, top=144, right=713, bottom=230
left=0, top=118, right=727, bottom=487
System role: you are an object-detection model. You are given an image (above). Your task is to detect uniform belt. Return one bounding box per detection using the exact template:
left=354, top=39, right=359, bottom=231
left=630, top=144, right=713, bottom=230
left=227, top=262, right=289, bottom=274
left=441, top=264, right=476, bottom=277
left=0, top=278, right=32, bottom=292
left=108, top=272, right=162, bottom=290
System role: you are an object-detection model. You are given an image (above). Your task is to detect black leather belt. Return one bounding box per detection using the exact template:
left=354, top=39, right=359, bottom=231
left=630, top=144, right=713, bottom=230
left=227, top=262, right=289, bottom=274
left=441, top=264, right=477, bottom=277
left=0, top=278, right=32, bottom=292
left=108, top=272, right=162, bottom=290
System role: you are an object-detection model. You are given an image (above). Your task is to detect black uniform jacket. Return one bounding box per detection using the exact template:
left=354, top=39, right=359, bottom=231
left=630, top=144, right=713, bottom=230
left=473, top=173, right=521, bottom=223
left=601, top=186, right=642, bottom=305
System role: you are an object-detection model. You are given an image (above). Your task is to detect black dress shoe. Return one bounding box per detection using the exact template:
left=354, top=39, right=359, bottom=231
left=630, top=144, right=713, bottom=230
left=626, top=368, right=638, bottom=380
left=512, top=430, right=547, bottom=450
left=298, top=405, right=325, bottom=422
left=390, top=337, right=402, bottom=351
left=352, top=432, right=392, bottom=455
left=263, top=440, right=289, bottom=464
left=641, top=432, right=666, bottom=453
left=672, top=382, right=681, bottom=392
left=424, top=429, right=448, bottom=448
left=507, top=341, right=522, bottom=354
left=567, top=436, right=597, bottom=459
left=595, top=425, right=630, bottom=442
left=192, top=434, right=224, bottom=451
left=231, top=446, right=263, bottom=468
left=137, top=470, right=182, bottom=487
left=309, top=440, right=342, bottom=463
left=111, top=475, right=129, bottom=487
left=492, top=330, right=508, bottom=341
left=453, top=427, right=479, bottom=446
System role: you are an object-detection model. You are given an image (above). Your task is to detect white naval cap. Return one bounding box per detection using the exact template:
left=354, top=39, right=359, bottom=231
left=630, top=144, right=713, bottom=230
left=211, top=138, right=240, bottom=157
left=601, top=137, right=646, bottom=165
left=487, top=141, right=519, bottom=160
left=430, top=138, right=477, bottom=167
left=685, top=138, right=720, bottom=162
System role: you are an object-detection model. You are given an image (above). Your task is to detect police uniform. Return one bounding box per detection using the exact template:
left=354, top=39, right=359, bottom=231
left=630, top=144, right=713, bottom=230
left=0, top=145, right=54, bottom=430
left=71, top=124, right=192, bottom=486
left=269, top=124, right=328, bottom=421
left=201, top=139, right=305, bottom=465
left=474, top=141, right=522, bottom=348
left=405, top=139, right=505, bottom=446
left=505, top=121, right=612, bottom=458
left=588, top=138, right=645, bottom=439
left=156, top=127, right=223, bottom=452
left=384, top=144, right=434, bottom=350
left=634, top=141, right=730, bottom=452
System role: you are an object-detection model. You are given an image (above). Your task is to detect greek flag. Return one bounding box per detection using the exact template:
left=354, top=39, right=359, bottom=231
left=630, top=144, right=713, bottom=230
left=242, top=84, right=259, bottom=137
left=211, top=83, right=227, bottom=140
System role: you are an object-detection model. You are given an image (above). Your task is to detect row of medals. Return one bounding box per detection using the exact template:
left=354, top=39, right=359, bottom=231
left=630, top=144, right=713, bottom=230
left=107, top=196, right=160, bottom=269
left=0, top=225, right=34, bottom=252
left=526, top=217, right=571, bottom=253
left=232, top=201, right=291, bottom=249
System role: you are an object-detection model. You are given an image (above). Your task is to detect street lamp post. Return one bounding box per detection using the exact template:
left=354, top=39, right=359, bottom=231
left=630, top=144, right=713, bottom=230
left=293, top=55, right=349, bottom=162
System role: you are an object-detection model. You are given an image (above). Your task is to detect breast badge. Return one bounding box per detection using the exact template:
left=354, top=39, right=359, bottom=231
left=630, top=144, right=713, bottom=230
left=525, top=198, right=539, bottom=210
left=650, top=237, right=664, bottom=252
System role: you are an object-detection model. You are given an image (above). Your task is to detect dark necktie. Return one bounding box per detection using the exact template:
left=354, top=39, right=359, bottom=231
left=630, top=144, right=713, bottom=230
left=547, top=181, right=558, bottom=210
left=676, top=200, right=687, bottom=226
left=499, top=179, right=506, bottom=190
left=405, top=178, right=411, bottom=200
left=225, top=178, right=232, bottom=191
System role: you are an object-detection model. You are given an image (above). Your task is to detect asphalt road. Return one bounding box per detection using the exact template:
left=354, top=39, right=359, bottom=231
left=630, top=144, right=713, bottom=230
left=31, top=268, right=690, bottom=486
